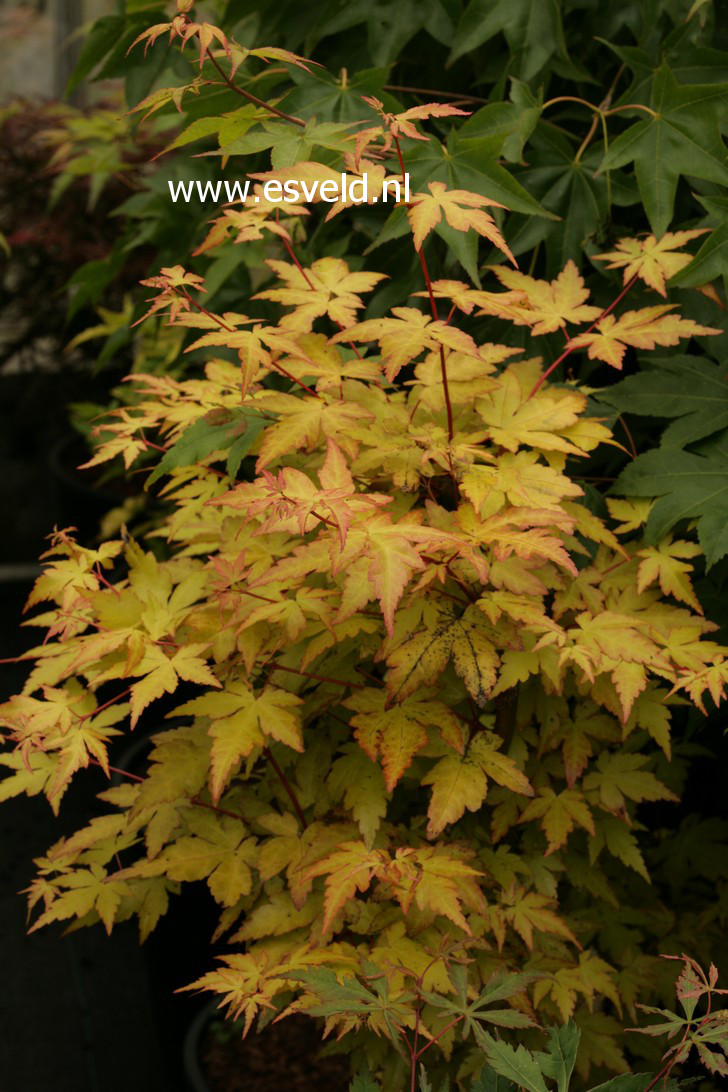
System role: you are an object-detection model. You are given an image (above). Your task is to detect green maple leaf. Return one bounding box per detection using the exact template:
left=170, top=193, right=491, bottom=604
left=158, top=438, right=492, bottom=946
left=614, top=431, right=728, bottom=566
left=148, top=408, right=267, bottom=484
left=671, top=194, right=728, bottom=293
left=448, top=0, right=573, bottom=80
left=476, top=1032, right=549, bottom=1092
left=604, top=355, right=728, bottom=447
left=422, top=966, right=538, bottom=1036
left=502, top=124, right=636, bottom=275
left=471, top=1069, right=517, bottom=1092
left=600, top=64, right=728, bottom=235
left=535, top=1022, right=580, bottom=1092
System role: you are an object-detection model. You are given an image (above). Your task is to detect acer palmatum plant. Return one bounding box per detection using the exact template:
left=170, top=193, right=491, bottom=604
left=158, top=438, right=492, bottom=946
left=2, top=6, right=727, bottom=1089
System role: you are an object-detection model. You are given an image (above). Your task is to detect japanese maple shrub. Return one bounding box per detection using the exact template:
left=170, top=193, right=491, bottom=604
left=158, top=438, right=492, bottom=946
left=2, top=7, right=728, bottom=1090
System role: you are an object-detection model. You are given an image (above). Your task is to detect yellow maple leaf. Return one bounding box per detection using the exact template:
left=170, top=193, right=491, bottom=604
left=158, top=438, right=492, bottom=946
left=406, top=846, right=485, bottom=932
left=252, top=395, right=369, bottom=470
left=407, top=181, right=514, bottom=262
left=492, top=260, right=601, bottom=335
left=460, top=452, right=583, bottom=518
left=422, top=732, right=532, bottom=837
left=327, top=745, right=388, bottom=846
left=518, top=787, right=595, bottom=854
left=593, top=230, right=710, bottom=296
left=583, top=753, right=677, bottom=814
left=498, top=886, right=579, bottom=950
left=127, top=643, right=220, bottom=727
left=385, top=604, right=501, bottom=705
left=333, top=306, right=480, bottom=381
left=636, top=537, right=703, bottom=613
left=254, top=257, right=386, bottom=332
left=570, top=306, right=721, bottom=369
left=174, top=680, right=303, bottom=802
left=305, top=841, right=389, bottom=933
left=119, top=811, right=258, bottom=906
left=475, top=364, right=587, bottom=454
left=345, top=688, right=464, bottom=791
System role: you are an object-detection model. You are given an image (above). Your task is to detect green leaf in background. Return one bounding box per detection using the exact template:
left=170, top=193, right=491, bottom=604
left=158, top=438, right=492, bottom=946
left=283, top=67, right=397, bottom=124
left=600, top=63, right=728, bottom=235
left=349, top=1065, right=382, bottom=1091
left=535, top=1022, right=580, bottom=1091
left=66, top=14, right=126, bottom=94
left=146, top=408, right=267, bottom=485
left=456, top=79, right=543, bottom=164
left=670, top=195, right=728, bottom=294
left=406, top=133, right=555, bottom=220
left=477, top=1032, right=549, bottom=1092
left=586, top=1077, right=651, bottom=1091
left=471, top=1067, right=517, bottom=1091
left=614, top=432, right=728, bottom=567
left=449, top=0, right=572, bottom=80
left=603, top=355, right=728, bottom=447
left=587, top=1075, right=685, bottom=1091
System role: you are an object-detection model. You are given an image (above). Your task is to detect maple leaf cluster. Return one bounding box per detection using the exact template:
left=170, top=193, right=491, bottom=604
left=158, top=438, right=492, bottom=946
left=2, top=9, right=726, bottom=1086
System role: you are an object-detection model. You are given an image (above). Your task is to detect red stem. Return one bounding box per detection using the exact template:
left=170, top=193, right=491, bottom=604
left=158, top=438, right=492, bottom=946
left=527, top=273, right=640, bottom=399
left=414, top=1015, right=464, bottom=1060
left=393, top=134, right=454, bottom=442
left=76, top=687, right=133, bottom=724
left=178, top=16, right=306, bottom=129
left=263, top=746, right=308, bottom=829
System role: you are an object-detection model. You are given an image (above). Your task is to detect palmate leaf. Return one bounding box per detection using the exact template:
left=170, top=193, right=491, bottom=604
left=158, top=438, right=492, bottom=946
left=600, top=63, right=728, bottom=236
left=406, top=182, right=515, bottom=263
left=423, top=733, right=533, bottom=838
left=476, top=1032, right=549, bottom=1092
left=603, top=355, right=728, bottom=448
left=570, top=306, right=720, bottom=370
left=671, top=195, right=728, bottom=292
left=449, top=0, right=572, bottom=80
left=294, top=965, right=413, bottom=1049
left=471, top=1069, right=517, bottom=1092
left=614, top=431, right=728, bottom=566
left=535, top=1022, right=580, bottom=1092
left=147, top=407, right=268, bottom=484
left=422, top=966, right=538, bottom=1036
left=594, top=230, right=710, bottom=297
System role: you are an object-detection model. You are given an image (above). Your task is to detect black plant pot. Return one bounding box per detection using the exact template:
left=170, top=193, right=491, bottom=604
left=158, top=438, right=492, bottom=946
left=184, top=1003, right=216, bottom=1092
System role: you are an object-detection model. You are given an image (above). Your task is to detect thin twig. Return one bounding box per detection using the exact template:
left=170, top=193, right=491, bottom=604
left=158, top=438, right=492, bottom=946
left=263, top=746, right=308, bottom=829
left=527, top=273, right=639, bottom=399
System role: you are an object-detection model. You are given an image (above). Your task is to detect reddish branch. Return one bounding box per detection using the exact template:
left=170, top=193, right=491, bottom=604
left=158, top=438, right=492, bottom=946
left=527, top=273, right=640, bottom=399
left=263, top=746, right=308, bottom=830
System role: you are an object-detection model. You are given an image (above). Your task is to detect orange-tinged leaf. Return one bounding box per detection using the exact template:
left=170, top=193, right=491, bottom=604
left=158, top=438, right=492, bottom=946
left=594, top=230, right=710, bottom=296
left=423, top=732, right=532, bottom=837
left=174, top=681, right=303, bottom=802
left=519, top=787, right=595, bottom=854
left=492, top=260, right=601, bottom=335
left=332, top=306, right=480, bottom=381
left=407, top=181, right=514, bottom=262
left=345, top=689, right=463, bottom=790
left=304, top=841, right=388, bottom=933
left=255, top=257, right=386, bottom=332
left=571, top=306, right=721, bottom=369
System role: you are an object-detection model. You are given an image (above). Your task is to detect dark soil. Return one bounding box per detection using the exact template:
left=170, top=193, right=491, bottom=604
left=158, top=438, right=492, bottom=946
left=200, top=1014, right=352, bottom=1092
